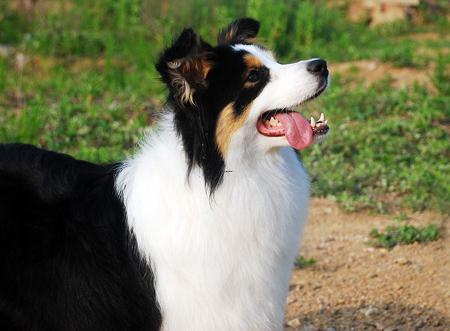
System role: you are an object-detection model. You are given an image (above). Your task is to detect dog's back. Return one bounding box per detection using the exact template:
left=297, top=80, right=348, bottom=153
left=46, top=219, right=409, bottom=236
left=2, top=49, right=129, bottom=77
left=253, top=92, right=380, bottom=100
left=0, top=144, right=161, bottom=331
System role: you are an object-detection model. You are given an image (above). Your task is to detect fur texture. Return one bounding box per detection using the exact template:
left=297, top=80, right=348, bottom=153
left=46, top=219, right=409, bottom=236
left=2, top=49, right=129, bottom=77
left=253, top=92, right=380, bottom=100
left=0, top=144, right=161, bottom=331
left=0, top=18, right=329, bottom=331
left=116, top=115, right=310, bottom=331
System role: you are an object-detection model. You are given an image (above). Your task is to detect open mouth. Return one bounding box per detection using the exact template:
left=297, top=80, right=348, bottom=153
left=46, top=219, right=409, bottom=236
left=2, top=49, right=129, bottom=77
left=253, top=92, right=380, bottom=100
left=256, top=86, right=329, bottom=150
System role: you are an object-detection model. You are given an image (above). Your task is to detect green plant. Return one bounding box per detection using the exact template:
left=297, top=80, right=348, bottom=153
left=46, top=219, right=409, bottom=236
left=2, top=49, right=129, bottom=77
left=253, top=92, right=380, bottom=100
left=294, top=256, right=317, bottom=269
left=394, top=212, right=410, bottom=222
left=379, top=42, right=425, bottom=68
left=369, top=223, right=441, bottom=249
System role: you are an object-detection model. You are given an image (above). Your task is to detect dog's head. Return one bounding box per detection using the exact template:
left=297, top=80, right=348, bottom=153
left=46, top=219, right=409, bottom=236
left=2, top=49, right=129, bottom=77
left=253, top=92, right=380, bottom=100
left=156, top=18, right=329, bottom=191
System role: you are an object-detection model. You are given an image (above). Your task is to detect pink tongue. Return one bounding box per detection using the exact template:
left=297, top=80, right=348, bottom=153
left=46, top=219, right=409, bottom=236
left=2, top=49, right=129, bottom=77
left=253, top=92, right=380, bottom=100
left=275, top=113, right=313, bottom=150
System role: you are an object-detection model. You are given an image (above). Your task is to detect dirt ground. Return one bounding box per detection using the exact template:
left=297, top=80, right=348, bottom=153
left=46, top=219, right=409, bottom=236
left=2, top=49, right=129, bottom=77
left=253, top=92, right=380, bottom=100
left=285, top=199, right=449, bottom=331
left=330, top=60, right=436, bottom=93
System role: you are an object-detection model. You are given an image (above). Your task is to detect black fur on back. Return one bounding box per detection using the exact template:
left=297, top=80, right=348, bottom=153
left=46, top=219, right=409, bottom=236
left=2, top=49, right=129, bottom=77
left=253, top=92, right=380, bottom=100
left=0, top=144, right=161, bottom=331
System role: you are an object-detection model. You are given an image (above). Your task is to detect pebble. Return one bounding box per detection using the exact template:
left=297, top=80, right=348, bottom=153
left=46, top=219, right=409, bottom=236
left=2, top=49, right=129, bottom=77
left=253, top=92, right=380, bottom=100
left=360, top=305, right=378, bottom=317
left=375, top=322, right=384, bottom=330
left=393, top=283, right=403, bottom=291
left=287, top=295, right=297, bottom=304
left=324, top=236, right=335, bottom=242
left=286, top=318, right=301, bottom=328
left=394, top=257, right=411, bottom=265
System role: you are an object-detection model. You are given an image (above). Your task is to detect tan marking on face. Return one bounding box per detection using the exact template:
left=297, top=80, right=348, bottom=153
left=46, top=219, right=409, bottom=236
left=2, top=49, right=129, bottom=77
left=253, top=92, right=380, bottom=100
left=244, top=53, right=263, bottom=68
left=216, top=103, right=251, bottom=156
left=243, top=54, right=263, bottom=88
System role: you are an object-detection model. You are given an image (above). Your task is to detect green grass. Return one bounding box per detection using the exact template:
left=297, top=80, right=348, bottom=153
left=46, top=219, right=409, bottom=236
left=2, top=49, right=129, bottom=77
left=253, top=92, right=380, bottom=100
left=369, top=222, right=441, bottom=249
left=294, top=256, right=317, bottom=269
left=302, top=75, right=450, bottom=214
left=0, top=0, right=449, bottom=213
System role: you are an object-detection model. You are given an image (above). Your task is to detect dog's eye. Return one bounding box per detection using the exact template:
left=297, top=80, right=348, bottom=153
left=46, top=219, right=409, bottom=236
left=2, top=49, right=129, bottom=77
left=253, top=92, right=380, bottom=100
left=247, top=69, right=260, bottom=83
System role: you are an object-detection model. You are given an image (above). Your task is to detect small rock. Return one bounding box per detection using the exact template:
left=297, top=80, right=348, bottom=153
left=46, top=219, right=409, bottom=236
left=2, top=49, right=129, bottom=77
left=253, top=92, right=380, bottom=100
left=325, top=328, right=336, bottom=331
left=395, top=257, right=411, bottom=265
left=360, top=305, right=378, bottom=317
left=393, top=283, right=403, bottom=291
left=369, top=272, right=378, bottom=278
left=287, top=295, right=297, bottom=304
left=336, top=298, right=345, bottom=305
left=324, top=236, right=335, bottom=242
left=286, top=318, right=301, bottom=328
left=303, top=325, right=318, bottom=331
left=323, top=207, right=332, bottom=214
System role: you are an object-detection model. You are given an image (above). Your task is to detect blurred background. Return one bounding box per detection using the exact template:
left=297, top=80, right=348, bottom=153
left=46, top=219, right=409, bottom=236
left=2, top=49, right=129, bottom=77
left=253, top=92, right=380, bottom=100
left=0, top=1, right=449, bottom=328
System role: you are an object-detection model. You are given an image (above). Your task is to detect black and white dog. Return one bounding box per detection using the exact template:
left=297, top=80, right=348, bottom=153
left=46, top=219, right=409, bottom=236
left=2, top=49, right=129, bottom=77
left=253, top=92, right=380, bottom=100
left=0, top=18, right=329, bottom=331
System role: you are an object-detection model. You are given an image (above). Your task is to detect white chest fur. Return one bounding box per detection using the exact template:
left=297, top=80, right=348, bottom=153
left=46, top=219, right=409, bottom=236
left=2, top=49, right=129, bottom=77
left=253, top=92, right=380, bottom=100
left=116, top=117, right=310, bottom=331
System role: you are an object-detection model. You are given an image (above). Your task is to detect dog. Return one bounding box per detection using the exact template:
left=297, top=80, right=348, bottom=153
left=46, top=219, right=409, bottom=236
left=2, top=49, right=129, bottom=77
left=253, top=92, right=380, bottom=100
left=0, top=18, right=329, bottom=331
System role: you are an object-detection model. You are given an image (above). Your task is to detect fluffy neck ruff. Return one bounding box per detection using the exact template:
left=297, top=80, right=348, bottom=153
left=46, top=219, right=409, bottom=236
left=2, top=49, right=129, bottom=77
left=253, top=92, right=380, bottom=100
left=171, top=98, right=225, bottom=194
left=115, top=113, right=310, bottom=331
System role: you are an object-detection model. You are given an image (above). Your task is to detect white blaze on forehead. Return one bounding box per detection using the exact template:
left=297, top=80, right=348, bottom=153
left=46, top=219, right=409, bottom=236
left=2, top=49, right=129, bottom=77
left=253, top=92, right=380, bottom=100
left=232, top=44, right=277, bottom=67
left=232, top=44, right=324, bottom=122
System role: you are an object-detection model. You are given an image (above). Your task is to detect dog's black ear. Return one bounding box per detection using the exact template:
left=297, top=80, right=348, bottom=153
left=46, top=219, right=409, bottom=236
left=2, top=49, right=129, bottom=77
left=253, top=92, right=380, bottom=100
left=217, top=18, right=260, bottom=45
left=156, top=28, right=213, bottom=105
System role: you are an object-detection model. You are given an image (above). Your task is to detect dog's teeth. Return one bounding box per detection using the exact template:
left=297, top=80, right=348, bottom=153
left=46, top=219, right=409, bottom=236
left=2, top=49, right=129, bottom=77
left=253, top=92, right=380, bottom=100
left=276, top=122, right=282, bottom=127
left=269, top=117, right=278, bottom=126
left=319, top=113, right=325, bottom=122
left=310, top=117, right=316, bottom=127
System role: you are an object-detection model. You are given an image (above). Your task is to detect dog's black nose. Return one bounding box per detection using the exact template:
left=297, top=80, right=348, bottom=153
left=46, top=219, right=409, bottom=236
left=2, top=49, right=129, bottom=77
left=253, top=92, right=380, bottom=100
left=307, top=59, right=328, bottom=76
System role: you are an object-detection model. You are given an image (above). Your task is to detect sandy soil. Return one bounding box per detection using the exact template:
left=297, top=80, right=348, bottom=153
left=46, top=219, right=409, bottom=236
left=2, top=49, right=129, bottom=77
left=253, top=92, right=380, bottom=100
left=285, top=198, right=449, bottom=331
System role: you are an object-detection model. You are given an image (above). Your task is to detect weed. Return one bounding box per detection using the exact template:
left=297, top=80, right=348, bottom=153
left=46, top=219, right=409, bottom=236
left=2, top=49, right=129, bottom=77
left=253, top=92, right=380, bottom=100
left=294, top=256, right=317, bottom=269
left=369, top=223, right=441, bottom=249
left=379, top=42, right=425, bottom=68
left=394, top=212, right=410, bottom=222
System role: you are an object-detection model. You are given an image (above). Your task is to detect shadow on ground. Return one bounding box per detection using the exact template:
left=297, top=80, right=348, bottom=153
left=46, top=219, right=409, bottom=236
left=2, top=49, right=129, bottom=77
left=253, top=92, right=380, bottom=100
left=285, top=303, right=450, bottom=331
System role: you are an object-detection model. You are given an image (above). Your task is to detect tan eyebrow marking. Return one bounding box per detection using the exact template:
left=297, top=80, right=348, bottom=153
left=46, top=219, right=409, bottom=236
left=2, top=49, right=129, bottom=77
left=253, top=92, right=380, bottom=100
left=243, top=53, right=263, bottom=68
